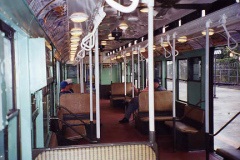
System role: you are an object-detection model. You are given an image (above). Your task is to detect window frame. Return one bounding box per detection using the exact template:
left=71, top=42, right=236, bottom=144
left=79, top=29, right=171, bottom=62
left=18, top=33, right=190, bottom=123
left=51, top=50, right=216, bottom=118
left=177, top=58, right=188, bottom=103
left=165, top=60, right=173, bottom=90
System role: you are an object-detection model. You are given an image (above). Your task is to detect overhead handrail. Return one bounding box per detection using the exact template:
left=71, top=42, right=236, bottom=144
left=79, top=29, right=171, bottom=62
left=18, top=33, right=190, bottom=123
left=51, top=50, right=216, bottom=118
left=81, top=7, right=106, bottom=51
left=220, top=14, right=238, bottom=50
left=161, top=37, right=171, bottom=58
left=57, top=105, right=87, bottom=125
left=105, top=0, right=139, bottom=13
left=167, top=35, right=179, bottom=56
left=210, top=111, right=240, bottom=137
left=50, top=117, right=97, bottom=144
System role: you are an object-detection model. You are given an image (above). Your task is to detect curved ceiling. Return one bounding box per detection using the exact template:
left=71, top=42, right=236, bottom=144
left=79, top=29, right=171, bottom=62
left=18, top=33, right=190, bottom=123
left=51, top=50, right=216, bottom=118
left=25, top=0, right=240, bottom=62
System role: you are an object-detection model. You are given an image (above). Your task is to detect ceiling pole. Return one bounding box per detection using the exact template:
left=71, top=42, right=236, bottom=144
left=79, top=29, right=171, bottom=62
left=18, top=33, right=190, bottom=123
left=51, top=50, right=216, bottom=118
left=95, top=29, right=100, bottom=140
left=148, top=0, right=155, bottom=141
left=132, top=49, right=134, bottom=98
left=138, top=47, right=140, bottom=89
left=89, top=38, right=94, bottom=140
left=205, top=19, right=211, bottom=160
left=77, top=63, right=80, bottom=84
left=80, top=59, right=84, bottom=93
left=172, top=32, right=177, bottom=152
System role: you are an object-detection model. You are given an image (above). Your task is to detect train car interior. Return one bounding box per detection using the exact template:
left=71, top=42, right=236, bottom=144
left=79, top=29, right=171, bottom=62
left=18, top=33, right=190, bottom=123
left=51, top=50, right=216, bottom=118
left=0, top=0, right=240, bottom=159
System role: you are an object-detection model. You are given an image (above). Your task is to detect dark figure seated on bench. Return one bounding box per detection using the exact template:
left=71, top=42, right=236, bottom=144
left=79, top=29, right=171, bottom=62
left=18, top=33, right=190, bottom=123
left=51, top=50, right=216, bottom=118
left=119, top=79, right=166, bottom=123
left=60, top=80, right=74, bottom=96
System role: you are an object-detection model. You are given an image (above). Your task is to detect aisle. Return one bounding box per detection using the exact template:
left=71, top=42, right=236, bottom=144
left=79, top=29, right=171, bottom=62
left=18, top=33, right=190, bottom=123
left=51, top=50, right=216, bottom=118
left=97, top=99, right=219, bottom=160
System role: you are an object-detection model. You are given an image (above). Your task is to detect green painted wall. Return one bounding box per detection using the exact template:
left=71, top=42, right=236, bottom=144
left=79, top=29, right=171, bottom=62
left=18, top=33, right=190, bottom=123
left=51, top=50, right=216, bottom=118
left=155, top=48, right=206, bottom=109
left=100, top=64, right=119, bottom=85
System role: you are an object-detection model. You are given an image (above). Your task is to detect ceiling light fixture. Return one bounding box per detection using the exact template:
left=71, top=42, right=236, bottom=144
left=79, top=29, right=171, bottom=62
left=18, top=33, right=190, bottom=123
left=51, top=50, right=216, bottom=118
left=70, top=28, right=83, bottom=36
left=71, top=47, right=77, bottom=51
left=153, top=45, right=156, bottom=50
left=70, top=12, right=88, bottom=23
left=71, top=43, right=79, bottom=47
left=133, top=50, right=138, bottom=54
left=140, top=8, right=149, bottom=13
left=101, top=41, right=107, bottom=46
left=177, top=36, right=187, bottom=43
left=202, top=28, right=214, bottom=36
left=161, top=42, right=169, bottom=47
left=119, top=22, right=128, bottom=30
left=70, top=55, right=75, bottom=61
left=70, top=37, right=80, bottom=42
left=140, top=48, right=146, bottom=52
left=117, top=55, right=121, bottom=59
left=126, top=52, right=131, bottom=56
left=108, top=33, right=115, bottom=40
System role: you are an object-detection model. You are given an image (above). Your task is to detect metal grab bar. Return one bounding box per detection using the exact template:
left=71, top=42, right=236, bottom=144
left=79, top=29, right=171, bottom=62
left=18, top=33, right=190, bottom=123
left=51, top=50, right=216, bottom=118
left=51, top=117, right=97, bottom=144
left=210, top=111, right=240, bottom=137
left=57, top=105, right=87, bottom=125
left=7, top=109, right=19, bottom=121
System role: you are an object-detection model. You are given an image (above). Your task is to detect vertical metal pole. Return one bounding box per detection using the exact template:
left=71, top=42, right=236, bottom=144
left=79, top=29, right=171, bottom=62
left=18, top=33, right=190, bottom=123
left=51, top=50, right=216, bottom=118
left=77, top=63, right=80, bottom=84
left=138, top=49, right=140, bottom=89
left=95, top=30, right=100, bottom=140
left=89, top=40, right=93, bottom=123
left=205, top=20, right=211, bottom=160
left=124, top=54, right=126, bottom=96
left=132, top=50, right=134, bottom=98
left=56, top=61, right=60, bottom=106
left=80, top=59, right=84, bottom=93
left=172, top=33, right=177, bottom=152
left=111, top=63, right=113, bottom=83
left=148, top=0, right=155, bottom=140
left=85, top=63, right=87, bottom=82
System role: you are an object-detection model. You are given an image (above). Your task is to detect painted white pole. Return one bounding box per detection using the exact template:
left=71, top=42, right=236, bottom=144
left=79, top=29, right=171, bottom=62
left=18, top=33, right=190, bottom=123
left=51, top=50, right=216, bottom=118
left=111, top=63, right=113, bottom=82
left=132, top=50, right=134, bottom=98
left=205, top=19, right=212, bottom=160
left=80, top=59, right=84, bottom=93
left=85, top=62, right=87, bottom=82
left=77, top=63, right=80, bottom=84
left=172, top=33, right=176, bottom=118
left=89, top=39, right=93, bottom=122
left=138, top=48, right=140, bottom=89
left=148, top=1, right=155, bottom=132
left=56, top=61, right=60, bottom=105
left=205, top=20, right=211, bottom=133
left=124, top=54, right=127, bottom=96
left=95, top=29, right=100, bottom=139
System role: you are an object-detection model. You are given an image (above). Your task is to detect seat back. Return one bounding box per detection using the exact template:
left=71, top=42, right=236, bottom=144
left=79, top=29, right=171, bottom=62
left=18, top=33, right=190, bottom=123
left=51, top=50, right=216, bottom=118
left=184, top=105, right=205, bottom=123
left=71, top=84, right=86, bottom=93
left=60, top=93, right=96, bottom=114
left=111, top=83, right=132, bottom=96
left=139, top=91, right=173, bottom=112
left=33, top=142, right=157, bottom=160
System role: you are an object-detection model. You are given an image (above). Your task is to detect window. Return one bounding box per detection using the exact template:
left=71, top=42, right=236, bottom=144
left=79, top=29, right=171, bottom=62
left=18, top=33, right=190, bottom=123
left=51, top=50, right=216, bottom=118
left=178, top=59, right=188, bottom=102
left=155, top=61, right=162, bottom=83
left=166, top=61, right=173, bottom=90
left=189, top=57, right=201, bottom=81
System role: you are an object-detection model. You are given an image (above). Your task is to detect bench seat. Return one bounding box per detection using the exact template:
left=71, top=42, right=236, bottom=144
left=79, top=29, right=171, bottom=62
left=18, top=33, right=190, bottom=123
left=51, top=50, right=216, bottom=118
left=216, top=148, right=240, bottom=160
left=135, top=91, right=173, bottom=135
left=164, top=104, right=205, bottom=150
left=110, top=83, right=132, bottom=107
left=140, top=116, right=173, bottom=122
left=165, top=121, right=198, bottom=133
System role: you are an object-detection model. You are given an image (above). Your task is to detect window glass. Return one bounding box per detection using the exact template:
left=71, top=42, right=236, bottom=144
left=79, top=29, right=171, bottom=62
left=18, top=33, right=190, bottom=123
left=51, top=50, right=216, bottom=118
left=155, top=61, right=162, bottom=79
left=167, top=79, right=173, bottom=91
left=167, top=61, right=173, bottom=78
left=178, top=60, right=188, bottom=80
left=189, top=57, right=201, bottom=81
left=178, top=59, right=188, bottom=102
